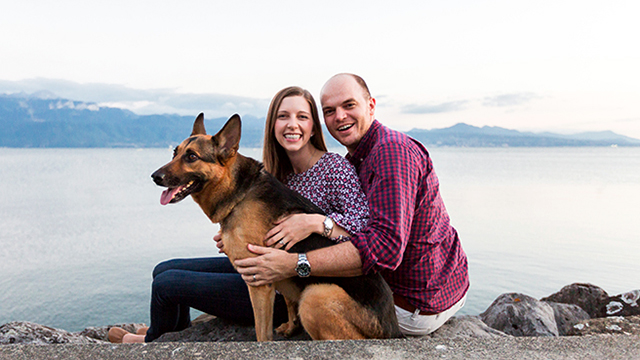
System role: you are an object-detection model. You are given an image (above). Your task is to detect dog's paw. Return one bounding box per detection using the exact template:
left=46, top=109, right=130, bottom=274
left=275, top=321, right=301, bottom=337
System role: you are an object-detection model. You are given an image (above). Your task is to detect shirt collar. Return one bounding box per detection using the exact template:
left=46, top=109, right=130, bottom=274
left=346, top=119, right=381, bottom=168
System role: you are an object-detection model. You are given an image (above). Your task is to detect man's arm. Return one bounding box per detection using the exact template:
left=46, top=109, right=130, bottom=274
left=233, top=241, right=362, bottom=286
left=306, top=241, right=363, bottom=277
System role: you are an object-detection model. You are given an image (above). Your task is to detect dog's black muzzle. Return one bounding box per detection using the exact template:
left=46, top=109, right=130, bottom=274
left=151, top=169, right=168, bottom=186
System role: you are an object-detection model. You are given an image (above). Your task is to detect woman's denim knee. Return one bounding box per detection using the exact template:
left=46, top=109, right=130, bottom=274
left=151, top=269, right=182, bottom=304
left=152, top=259, right=180, bottom=279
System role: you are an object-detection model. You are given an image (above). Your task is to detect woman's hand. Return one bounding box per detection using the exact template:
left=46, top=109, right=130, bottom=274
left=213, top=231, right=225, bottom=255
left=264, top=214, right=324, bottom=251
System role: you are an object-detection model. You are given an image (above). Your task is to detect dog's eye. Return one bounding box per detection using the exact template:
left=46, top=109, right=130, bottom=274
left=185, top=153, right=199, bottom=163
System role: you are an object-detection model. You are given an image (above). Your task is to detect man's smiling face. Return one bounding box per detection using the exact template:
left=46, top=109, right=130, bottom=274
left=320, top=74, right=376, bottom=154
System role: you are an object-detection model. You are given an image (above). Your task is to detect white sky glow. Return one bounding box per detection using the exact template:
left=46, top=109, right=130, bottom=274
left=1, top=0, right=639, bottom=138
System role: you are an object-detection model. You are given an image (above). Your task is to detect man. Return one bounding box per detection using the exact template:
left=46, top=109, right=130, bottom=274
left=233, top=73, right=469, bottom=335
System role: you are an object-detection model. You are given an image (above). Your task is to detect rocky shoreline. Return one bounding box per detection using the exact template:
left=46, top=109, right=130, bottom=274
left=1, top=283, right=639, bottom=345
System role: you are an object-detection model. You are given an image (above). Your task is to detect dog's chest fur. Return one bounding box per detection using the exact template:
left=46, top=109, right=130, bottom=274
left=219, top=199, right=274, bottom=263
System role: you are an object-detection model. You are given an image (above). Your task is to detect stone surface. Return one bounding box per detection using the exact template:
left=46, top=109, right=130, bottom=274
left=190, top=313, right=215, bottom=326
left=480, top=293, right=559, bottom=337
left=1, top=315, right=507, bottom=345
left=541, top=283, right=609, bottom=318
left=154, top=316, right=311, bottom=342
left=3, top=284, right=638, bottom=346
left=568, top=315, right=640, bottom=336
left=2, top=335, right=640, bottom=360
left=545, top=302, right=590, bottom=336
left=0, top=322, right=104, bottom=345
left=596, top=290, right=640, bottom=318
left=429, top=315, right=511, bottom=338
left=161, top=315, right=511, bottom=342
left=77, top=323, right=148, bottom=342
left=0, top=322, right=148, bottom=345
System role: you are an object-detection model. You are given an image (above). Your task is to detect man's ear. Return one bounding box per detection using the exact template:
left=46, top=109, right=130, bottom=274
left=368, top=97, right=376, bottom=118
left=213, top=114, right=241, bottom=159
left=191, top=113, right=206, bottom=136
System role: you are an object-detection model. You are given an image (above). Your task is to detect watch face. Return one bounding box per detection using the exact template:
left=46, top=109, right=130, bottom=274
left=296, top=262, right=311, bottom=277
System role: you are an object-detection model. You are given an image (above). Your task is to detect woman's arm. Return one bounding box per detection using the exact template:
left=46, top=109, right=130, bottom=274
left=264, top=213, right=350, bottom=251
left=264, top=154, right=366, bottom=250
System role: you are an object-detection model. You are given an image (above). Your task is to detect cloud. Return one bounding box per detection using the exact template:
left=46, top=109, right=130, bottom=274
left=48, top=100, right=100, bottom=112
left=0, top=78, right=269, bottom=118
left=402, top=100, right=469, bottom=114
left=482, top=92, right=538, bottom=107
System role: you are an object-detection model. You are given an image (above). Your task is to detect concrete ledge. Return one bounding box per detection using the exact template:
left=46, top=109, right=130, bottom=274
left=1, top=335, right=639, bottom=360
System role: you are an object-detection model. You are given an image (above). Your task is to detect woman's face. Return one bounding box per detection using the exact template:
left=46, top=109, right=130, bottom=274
left=274, top=95, right=315, bottom=155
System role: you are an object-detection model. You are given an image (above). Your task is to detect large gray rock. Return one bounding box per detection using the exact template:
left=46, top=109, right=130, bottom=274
left=0, top=322, right=104, bottom=345
left=544, top=302, right=590, bottom=336
left=597, top=290, right=640, bottom=318
left=541, top=283, right=609, bottom=318
left=480, top=293, right=559, bottom=337
left=429, top=315, right=511, bottom=339
left=568, top=315, right=640, bottom=336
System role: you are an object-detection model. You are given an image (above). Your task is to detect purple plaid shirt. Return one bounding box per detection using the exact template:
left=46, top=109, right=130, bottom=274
left=346, top=120, right=469, bottom=313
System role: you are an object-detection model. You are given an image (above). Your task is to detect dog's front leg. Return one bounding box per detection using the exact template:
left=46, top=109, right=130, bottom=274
left=247, top=284, right=276, bottom=341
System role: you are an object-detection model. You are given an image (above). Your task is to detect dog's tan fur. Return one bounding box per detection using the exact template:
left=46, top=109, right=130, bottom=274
left=152, top=114, right=402, bottom=341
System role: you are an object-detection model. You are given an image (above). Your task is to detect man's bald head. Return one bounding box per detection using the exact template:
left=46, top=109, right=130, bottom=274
left=321, top=73, right=371, bottom=101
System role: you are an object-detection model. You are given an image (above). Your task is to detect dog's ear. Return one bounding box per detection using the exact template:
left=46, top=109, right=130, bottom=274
left=213, top=114, right=241, bottom=159
left=191, top=113, right=207, bottom=136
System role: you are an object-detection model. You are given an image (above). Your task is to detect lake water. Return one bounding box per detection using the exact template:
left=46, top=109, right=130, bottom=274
left=1, top=147, right=638, bottom=332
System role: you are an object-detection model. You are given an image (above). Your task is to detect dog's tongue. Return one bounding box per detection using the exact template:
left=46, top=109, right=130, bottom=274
left=160, top=187, right=180, bottom=205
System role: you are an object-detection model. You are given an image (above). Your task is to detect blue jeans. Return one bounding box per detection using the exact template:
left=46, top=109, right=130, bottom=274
left=145, top=256, right=288, bottom=342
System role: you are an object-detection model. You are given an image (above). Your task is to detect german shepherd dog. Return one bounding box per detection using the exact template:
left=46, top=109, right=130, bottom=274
left=151, top=114, right=401, bottom=341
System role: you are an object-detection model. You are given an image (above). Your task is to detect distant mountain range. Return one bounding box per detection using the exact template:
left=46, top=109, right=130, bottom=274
left=406, top=123, right=640, bottom=147
left=0, top=93, right=268, bottom=148
left=1, top=93, right=639, bottom=148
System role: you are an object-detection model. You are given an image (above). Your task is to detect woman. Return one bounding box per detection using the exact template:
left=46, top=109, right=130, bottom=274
left=260, top=86, right=369, bottom=249
left=109, top=86, right=369, bottom=343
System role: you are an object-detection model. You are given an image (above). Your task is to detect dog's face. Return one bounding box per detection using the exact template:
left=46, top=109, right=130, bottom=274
left=151, top=113, right=241, bottom=205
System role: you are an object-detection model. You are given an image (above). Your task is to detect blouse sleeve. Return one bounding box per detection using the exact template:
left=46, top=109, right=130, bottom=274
left=323, top=154, right=370, bottom=235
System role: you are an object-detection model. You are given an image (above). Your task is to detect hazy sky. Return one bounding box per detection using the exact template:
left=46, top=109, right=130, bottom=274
left=2, top=0, right=639, bottom=138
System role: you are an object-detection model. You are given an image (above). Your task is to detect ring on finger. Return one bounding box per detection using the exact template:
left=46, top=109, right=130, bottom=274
left=278, top=240, right=284, bottom=245
left=252, top=274, right=256, bottom=282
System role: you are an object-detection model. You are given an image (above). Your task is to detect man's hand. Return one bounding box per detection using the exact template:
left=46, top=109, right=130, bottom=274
left=264, top=214, right=323, bottom=251
left=234, top=244, right=298, bottom=286
left=213, top=232, right=225, bottom=255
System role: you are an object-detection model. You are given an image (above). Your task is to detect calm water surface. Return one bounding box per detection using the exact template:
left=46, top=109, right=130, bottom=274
left=0, top=147, right=638, bottom=331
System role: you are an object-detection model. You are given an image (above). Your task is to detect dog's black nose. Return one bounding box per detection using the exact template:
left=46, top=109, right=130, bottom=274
left=151, top=170, right=165, bottom=186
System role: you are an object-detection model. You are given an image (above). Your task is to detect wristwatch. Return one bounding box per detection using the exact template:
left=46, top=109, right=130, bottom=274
left=295, top=253, right=311, bottom=277
left=322, top=216, right=334, bottom=237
